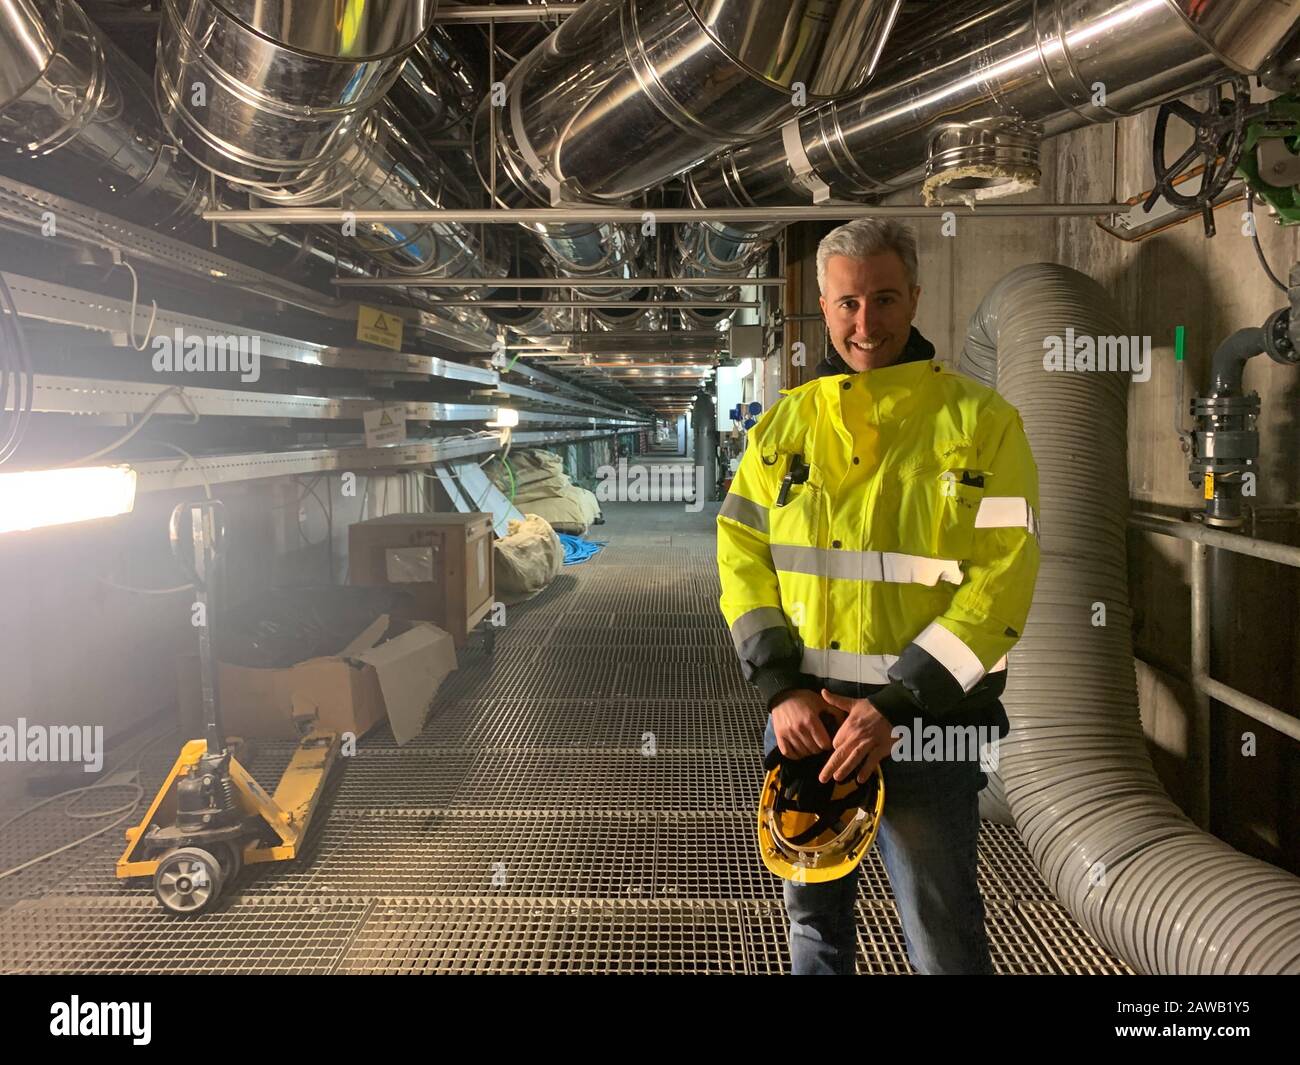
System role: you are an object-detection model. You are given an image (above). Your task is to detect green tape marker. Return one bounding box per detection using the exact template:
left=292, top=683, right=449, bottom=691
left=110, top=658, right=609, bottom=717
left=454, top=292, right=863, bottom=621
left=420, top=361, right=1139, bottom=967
left=1174, top=325, right=1185, bottom=363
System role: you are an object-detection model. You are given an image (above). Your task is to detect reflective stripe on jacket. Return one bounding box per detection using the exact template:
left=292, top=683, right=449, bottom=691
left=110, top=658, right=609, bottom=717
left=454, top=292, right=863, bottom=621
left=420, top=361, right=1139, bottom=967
left=716, top=355, right=1040, bottom=726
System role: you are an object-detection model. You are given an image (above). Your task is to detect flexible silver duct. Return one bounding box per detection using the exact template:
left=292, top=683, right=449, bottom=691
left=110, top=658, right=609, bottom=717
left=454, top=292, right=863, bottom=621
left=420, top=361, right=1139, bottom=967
left=688, top=0, right=1300, bottom=208
left=475, top=0, right=902, bottom=319
left=961, top=263, right=1300, bottom=975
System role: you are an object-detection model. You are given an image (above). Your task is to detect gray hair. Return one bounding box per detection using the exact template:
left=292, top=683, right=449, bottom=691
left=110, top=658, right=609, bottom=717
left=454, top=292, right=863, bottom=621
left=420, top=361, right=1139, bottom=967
left=816, top=218, right=918, bottom=294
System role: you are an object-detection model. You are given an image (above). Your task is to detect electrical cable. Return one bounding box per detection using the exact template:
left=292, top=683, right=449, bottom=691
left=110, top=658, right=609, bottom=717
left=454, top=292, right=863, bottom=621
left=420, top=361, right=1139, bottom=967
left=151, top=440, right=213, bottom=500
left=1246, top=186, right=1288, bottom=293
left=57, top=387, right=200, bottom=467
left=0, top=271, right=34, bottom=466
left=85, top=442, right=210, bottom=595
left=0, top=726, right=178, bottom=882
left=115, top=258, right=159, bottom=352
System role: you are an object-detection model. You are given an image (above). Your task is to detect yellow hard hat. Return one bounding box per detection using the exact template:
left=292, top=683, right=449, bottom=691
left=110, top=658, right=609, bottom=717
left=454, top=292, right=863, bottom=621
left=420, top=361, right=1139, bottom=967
left=757, top=713, right=885, bottom=884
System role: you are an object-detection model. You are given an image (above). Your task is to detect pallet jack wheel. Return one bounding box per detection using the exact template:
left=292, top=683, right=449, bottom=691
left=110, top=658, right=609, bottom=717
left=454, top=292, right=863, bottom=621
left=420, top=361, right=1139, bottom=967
left=154, top=847, right=225, bottom=915
left=210, top=840, right=244, bottom=884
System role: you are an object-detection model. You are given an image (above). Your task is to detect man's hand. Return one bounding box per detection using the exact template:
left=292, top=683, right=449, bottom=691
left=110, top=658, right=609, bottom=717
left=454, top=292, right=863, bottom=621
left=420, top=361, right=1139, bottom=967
left=817, top=689, right=897, bottom=784
left=770, top=689, right=834, bottom=759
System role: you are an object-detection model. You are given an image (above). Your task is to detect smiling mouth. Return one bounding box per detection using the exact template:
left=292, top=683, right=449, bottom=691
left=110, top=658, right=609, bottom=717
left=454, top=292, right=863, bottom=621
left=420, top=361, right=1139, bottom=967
left=851, top=338, right=886, bottom=353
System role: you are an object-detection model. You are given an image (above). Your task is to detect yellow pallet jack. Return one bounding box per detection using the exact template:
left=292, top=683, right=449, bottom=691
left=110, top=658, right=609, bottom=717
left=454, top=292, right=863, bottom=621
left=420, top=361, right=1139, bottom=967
left=117, top=500, right=339, bottom=915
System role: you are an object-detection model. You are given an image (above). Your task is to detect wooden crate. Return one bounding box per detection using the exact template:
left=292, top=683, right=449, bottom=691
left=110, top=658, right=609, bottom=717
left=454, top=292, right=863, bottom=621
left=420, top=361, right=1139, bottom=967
left=348, top=512, right=495, bottom=646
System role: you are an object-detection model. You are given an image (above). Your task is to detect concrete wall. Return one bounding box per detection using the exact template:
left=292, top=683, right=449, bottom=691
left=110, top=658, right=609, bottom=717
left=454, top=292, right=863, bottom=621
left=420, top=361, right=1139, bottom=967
left=1052, top=112, right=1300, bottom=871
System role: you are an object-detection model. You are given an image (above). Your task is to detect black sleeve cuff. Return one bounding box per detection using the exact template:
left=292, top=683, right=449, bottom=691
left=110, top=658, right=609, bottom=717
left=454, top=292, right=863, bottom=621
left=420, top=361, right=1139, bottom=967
left=866, top=681, right=921, bottom=727
left=886, top=641, right=966, bottom=717
left=752, top=664, right=808, bottom=710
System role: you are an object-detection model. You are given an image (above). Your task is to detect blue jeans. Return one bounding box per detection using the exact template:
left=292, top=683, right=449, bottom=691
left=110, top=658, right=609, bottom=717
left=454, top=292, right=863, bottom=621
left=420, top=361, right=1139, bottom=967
left=763, top=715, right=994, bottom=975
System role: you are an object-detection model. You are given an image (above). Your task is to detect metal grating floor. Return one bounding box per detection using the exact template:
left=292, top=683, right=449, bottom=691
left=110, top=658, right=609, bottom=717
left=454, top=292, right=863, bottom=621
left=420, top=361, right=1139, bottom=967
left=0, top=500, right=1132, bottom=974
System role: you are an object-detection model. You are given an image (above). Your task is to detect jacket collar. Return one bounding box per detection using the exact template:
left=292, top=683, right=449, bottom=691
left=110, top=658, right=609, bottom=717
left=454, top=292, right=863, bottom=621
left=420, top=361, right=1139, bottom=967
left=810, top=325, right=935, bottom=379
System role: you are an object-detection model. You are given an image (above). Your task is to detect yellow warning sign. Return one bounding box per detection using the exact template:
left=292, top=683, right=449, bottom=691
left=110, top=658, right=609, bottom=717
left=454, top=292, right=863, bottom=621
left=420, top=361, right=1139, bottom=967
left=1203, top=472, right=1214, bottom=500
left=357, top=304, right=404, bottom=351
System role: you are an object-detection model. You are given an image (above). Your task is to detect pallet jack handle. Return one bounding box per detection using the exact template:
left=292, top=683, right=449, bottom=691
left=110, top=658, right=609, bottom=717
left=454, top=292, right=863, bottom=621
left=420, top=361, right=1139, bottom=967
left=169, top=500, right=227, bottom=757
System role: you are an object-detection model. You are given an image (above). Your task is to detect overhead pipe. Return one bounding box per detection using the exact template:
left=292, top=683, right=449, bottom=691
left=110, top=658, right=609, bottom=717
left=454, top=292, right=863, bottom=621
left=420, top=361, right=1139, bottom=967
left=152, top=0, right=507, bottom=329
left=473, top=0, right=903, bottom=324
left=280, top=104, right=505, bottom=291
left=155, top=0, right=437, bottom=196
left=671, top=211, right=777, bottom=328
left=476, top=0, right=903, bottom=207
left=0, top=0, right=209, bottom=233
left=0, top=0, right=61, bottom=110
left=0, top=0, right=503, bottom=338
left=688, top=0, right=1300, bottom=209
left=390, top=26, right=485, bottom=141
left=962, top=262, right=1300, bottom=975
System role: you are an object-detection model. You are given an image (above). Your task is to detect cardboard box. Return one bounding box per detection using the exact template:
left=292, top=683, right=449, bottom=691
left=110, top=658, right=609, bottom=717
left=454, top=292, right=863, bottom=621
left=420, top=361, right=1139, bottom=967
left=348, top=513, right=495, bottom=645
left=179, top=616, right=457, bottom=745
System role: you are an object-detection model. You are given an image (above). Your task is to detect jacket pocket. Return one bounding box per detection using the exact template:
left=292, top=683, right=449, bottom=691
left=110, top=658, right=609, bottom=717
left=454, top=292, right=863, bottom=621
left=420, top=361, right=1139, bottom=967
left=768, top=478, right=822, bottom=548
left=897, top=453, right=983, bottom=561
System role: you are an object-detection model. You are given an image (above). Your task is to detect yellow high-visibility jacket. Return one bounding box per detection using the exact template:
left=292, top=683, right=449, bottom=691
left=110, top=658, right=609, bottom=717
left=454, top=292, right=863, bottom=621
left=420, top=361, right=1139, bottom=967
left=717, top=349, right=1040, bottom=730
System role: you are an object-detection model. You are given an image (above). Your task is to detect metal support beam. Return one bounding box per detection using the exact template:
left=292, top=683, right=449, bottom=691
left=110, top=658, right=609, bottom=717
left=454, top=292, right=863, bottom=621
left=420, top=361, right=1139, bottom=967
left=204, top=204, right=1124, bottom=225
left=25, top=375, right=646, bottom=428
left=434, top=3, right=580, bottom=24
left=332, top=276, right=787, bottom=288
left=0, top=272, right=498, bottom=382
left=1130, top=511, right=1300, bottom=831
left=127, top=430, right=629, bottom=492
left=418, top=300, right=759, bottom=308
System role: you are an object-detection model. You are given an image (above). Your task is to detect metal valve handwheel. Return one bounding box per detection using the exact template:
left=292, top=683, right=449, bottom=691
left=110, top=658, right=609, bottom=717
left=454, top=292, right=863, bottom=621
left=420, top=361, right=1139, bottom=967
left=1144, top=77, right=1252, bottom=238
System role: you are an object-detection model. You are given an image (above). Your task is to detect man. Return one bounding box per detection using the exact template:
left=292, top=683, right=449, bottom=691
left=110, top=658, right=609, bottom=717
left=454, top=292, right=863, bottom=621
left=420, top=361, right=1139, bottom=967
left=717, top=218, right=1041, bottom=975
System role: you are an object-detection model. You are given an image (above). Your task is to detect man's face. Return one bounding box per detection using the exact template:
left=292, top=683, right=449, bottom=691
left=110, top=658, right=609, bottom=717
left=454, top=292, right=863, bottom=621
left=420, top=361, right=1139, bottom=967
left=818, top=251, right=921, bottom=372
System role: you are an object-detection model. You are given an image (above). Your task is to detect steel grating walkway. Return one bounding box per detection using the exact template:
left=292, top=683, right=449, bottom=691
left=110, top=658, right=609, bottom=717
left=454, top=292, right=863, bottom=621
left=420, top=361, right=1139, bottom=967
left=0, top=493, right=1133, bottom=975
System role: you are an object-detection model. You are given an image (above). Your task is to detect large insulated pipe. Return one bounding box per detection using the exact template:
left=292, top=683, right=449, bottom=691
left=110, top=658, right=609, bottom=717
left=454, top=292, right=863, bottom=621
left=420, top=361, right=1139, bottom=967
left=153, top=0, right=504, bottom=318
left=476, top=0, right=903, bottom=207
left=689, top=0, right=1300, bottom=208
left=482, top=242, right=562, bottom=337
left=691, top=389, right=717, bottom=505
left=671, top=214, right=776, bottom=327
left=0, top=0, right=60, bottom=110
left=0, top=0, right=498, bottom=337
left=274, top=104, right=504, bottom=285
left=391, top=26, right=484, bottom=139
left=961, top=263, right=1300, bottom=975
left=156, top=0, right=437, bottom=196
left=0, top=0, right=207, bottom=232
left=474, top=0, right=902, bottom=315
